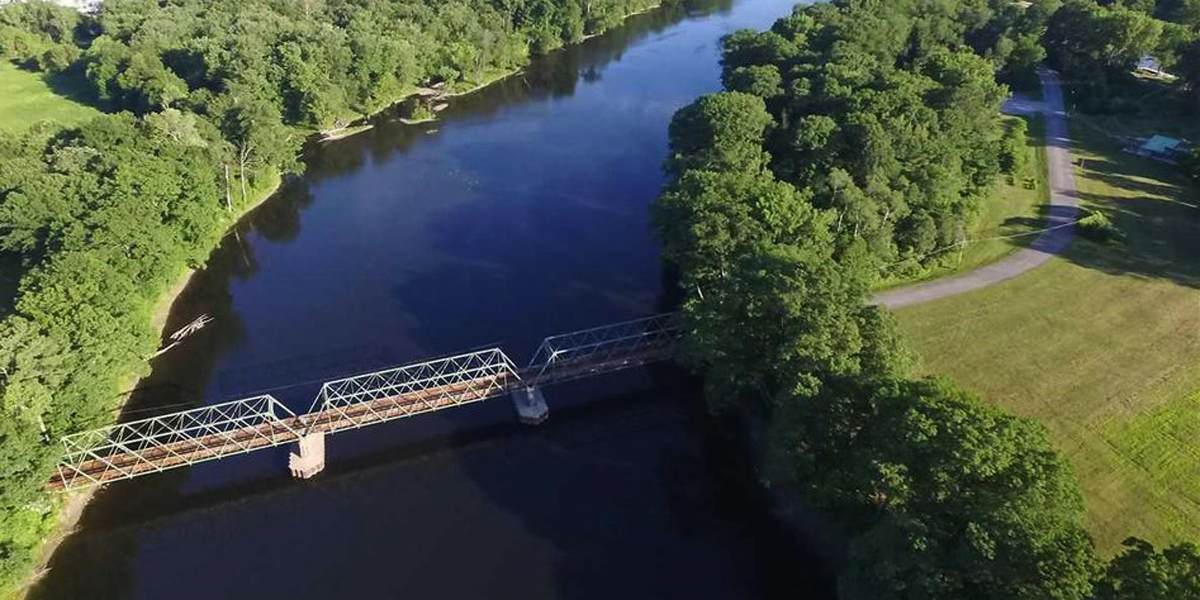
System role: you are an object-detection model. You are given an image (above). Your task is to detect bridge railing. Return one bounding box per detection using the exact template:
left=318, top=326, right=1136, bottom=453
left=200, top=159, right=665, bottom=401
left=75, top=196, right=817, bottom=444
left=47, top=314, right=685, bottom=491
left=303, top=348, right=521, bottom=434
left=523, top=312, right=681, bottom=386
left=53, top=395, right=301, bottom=491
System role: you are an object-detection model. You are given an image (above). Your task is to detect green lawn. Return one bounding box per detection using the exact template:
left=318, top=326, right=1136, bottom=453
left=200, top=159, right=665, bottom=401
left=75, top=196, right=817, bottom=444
left=895, top=117, right=1200, bottom=554
left=0, top=61, right=100, bottom=135
left=878, top=115, right=1049, bottom=288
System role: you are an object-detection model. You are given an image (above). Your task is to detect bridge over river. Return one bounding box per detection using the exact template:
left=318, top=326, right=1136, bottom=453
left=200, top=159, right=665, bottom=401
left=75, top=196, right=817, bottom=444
left=49, top=313, right=682, bottom=491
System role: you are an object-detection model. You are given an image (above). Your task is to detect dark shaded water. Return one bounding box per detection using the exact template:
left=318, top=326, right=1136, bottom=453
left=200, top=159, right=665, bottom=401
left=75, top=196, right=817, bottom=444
left=32, top=0, right=835, bottom=597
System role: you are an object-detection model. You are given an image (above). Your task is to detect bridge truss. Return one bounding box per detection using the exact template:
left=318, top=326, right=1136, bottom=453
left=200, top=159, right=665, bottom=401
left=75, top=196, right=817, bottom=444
left=303, top=348, right=520, bottom=434
left=52, top=395, right=301, bottom=491
left=524, top=312, right=681, bottom=385
left=48, top=313, right=683, bottom=491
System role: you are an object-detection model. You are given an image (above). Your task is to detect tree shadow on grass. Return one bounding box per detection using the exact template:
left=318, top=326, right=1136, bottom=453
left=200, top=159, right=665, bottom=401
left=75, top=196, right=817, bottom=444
left=41, top=67, right=102, bottom=110
left=1058, top=154, right=1200, bottom=289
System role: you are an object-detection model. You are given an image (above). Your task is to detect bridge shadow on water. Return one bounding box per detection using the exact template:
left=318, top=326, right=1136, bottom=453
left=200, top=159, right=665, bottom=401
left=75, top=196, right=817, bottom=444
left=31, top=368, right=837, bottom=600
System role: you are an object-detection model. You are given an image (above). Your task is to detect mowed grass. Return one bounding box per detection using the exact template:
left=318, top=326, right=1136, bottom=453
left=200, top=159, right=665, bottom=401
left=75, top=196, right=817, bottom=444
left=894, top=118, right=1200, bottom=554
left=0, top=61, right=100, bottom=135
left=878, top=115, right=1049, bottom=288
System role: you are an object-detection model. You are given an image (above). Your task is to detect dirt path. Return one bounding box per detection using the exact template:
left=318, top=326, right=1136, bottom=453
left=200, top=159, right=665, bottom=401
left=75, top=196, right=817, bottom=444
left=872, top=68, right=1078, bottom=309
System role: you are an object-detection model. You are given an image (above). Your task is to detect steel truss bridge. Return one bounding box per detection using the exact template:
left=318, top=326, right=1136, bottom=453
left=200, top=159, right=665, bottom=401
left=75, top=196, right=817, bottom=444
left=48, top=313, right=682, bottom=492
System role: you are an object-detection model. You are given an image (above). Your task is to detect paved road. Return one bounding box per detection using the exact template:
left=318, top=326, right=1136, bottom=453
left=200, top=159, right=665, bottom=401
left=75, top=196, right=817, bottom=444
left=872, top=69, right=1078, bottom=310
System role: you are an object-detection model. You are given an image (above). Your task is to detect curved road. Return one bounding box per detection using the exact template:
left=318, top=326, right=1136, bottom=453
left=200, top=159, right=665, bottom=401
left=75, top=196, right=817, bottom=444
left=873, top=69, right=1078, bottom=309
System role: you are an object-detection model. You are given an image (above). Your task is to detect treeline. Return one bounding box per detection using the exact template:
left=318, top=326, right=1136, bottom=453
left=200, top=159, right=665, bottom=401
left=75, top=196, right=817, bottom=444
left=0, top=0, right=662, bottom=593
left=1044, top=0, right=1200, bottom=112
left=654, top=1, right=1198, bottom=598
left=2, top=0, right=661, bottom=129
left=692, top=0, right=1038, bottom=275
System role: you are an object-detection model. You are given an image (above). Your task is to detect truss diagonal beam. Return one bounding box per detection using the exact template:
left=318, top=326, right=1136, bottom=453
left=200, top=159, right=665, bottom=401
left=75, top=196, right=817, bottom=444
left=304, top=348, right=521, bottom=434
left=49, top=395, right=301, bottom=491
left=523, top=313, right=681, bottom=386
left=46, top=314, right=684, bottom=492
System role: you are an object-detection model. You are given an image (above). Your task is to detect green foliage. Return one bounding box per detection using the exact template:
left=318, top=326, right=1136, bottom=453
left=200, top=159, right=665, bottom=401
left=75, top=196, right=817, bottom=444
left=1156, top=0, right=1200, bottom=27
left=666, top=92, right=773, bottom=175
left=1093, top=538, right=1200, bottom=599
left=652, top=4, right=1134, bottom=599
left=968, top=0, right=1059, bottom=89
left=709, top=1, right=1011, bottom=275
left=1077, top=209, right=1123, bottom=242
left=1044, top=0, right=1175, bottom=112
left=0, top=111, right=258, bottom=594
left=999, top=116, right=1030, bottom=174
left=771, top=378, right=1098, bottom=600
left=0, top=1, right=80, bottom=65
left=830, top=379, right=1099, bottom=600
left=11, top=0, right=662, bottom=127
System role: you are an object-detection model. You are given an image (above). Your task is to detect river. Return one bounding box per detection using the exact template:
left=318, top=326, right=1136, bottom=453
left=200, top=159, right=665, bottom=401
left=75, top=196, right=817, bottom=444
left=30, top=0, right=834, bottom=597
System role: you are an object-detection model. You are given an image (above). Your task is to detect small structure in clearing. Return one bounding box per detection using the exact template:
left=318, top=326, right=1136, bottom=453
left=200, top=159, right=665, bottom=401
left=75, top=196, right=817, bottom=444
left=1127, top=135, right=1193, bottom=164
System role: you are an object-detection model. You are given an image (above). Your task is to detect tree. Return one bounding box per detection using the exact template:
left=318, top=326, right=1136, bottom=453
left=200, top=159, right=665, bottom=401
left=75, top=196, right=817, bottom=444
left=115, top=50, right=188, bottom=112
left=1157, top=0, right=1200, bottom=28
left=1093, top=538, right=1200, bottom=599
left=770, top=378, right=1099, bottom=600
left=678, top=240, right=880, bottom=407
left=1045, top=0, right=1164, bottom=87
left=666, top=91, right=773, bottom=175
left=654, top=168, right=828, bottom=286
left=216, top=91, right=298, bottom=202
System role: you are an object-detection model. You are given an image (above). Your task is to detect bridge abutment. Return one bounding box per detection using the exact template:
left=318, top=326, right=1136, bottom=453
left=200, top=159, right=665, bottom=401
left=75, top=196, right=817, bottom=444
left=288, top=432, right=326, bottom=479
left=512, top=386, right=549, bottom=425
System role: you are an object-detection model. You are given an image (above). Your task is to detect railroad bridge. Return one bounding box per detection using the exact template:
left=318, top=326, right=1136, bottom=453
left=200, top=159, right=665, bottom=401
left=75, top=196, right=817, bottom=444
left=48, top=313, right=682, bottom=491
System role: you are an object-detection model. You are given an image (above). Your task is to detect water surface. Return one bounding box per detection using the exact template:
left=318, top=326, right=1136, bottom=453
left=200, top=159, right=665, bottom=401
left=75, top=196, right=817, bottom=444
left=31, top=1, right=834, bottom=597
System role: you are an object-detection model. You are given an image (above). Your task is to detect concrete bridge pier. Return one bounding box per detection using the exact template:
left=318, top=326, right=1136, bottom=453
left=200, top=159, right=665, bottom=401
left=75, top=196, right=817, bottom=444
left=288, top=432, right=326, bottom=479
left=513, top=386, right=549, bottom=425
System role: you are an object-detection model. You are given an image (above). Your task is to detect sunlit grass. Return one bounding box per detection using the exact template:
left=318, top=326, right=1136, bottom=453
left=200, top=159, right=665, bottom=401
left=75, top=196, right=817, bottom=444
left=895, top=117, right=1200, bottom=554
left=0, top=61, right=100, bottom=135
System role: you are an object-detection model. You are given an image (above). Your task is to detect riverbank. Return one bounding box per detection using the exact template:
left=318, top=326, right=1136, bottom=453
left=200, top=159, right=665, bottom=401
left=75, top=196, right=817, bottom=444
left=319, top=4, right=664, bottom=137
left=17, top=170, right=284, bottom=599
left=15, top=4, right=676, bottom=596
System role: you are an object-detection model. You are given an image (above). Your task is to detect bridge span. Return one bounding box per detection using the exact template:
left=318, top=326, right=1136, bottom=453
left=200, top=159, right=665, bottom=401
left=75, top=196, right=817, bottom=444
left=48, top=313, right=682, bottom=492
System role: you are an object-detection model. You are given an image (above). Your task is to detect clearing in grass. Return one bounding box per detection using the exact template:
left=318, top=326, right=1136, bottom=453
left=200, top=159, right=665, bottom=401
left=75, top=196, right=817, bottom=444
left=0, top=61, right=100, bottom=135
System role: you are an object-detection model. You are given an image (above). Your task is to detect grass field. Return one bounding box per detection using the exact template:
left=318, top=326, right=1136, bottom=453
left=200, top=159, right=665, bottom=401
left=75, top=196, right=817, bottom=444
left=895, top=117, right=1200, bottom=554
left=878, top=115, right=1049, bottom=288
left=0, top=61, right=100, bottom=135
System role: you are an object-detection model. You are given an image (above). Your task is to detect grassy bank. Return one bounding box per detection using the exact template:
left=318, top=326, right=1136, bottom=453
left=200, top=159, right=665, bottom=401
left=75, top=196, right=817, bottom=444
left=895, top=116, right=1200, bottom=553
left=0, top=62, right=99, bottom=135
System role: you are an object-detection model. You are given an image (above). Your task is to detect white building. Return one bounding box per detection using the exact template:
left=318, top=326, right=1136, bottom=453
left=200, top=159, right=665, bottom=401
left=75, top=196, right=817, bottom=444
left=0, top=0, right=101, bottom=13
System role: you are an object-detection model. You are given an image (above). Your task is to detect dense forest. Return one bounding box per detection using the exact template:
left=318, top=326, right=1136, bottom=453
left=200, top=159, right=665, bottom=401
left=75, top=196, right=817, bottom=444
left=0, top=0, right=662, bottom=593
left=655, top=0, right=1200, bottom=598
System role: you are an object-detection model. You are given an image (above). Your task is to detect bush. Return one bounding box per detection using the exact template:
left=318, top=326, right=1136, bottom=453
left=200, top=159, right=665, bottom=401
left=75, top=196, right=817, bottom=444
left=36, top=43, right=79, bottom=73
left=999, top=117, right=1030, bottom=175
left=1077, top=210, right=1123, bottom=242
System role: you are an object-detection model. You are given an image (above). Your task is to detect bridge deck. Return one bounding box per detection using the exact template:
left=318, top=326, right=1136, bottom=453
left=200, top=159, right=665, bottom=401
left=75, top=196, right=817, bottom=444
left=48, top=376, right=512, bottom=491
left=48, top=313, right=680, bottom=491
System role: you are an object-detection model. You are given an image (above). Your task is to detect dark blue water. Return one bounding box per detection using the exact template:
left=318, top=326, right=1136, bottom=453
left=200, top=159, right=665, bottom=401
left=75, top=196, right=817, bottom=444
left=32, top=1, right=835, bottom=598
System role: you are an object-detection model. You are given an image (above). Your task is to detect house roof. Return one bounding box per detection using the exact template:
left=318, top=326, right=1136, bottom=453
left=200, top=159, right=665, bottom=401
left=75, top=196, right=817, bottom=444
left=1140, top=135, right=1187, bottom=155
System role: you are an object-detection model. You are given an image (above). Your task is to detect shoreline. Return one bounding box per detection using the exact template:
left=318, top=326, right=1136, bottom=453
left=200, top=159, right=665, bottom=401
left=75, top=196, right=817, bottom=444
left=20, top=171, right=283, bottom=598
left=17, top=5, right=666, bottom=597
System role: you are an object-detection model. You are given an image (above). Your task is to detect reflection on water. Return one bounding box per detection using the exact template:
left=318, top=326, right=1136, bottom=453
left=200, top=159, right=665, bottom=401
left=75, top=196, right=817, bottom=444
left=31, top=0, right=835, bottom=598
